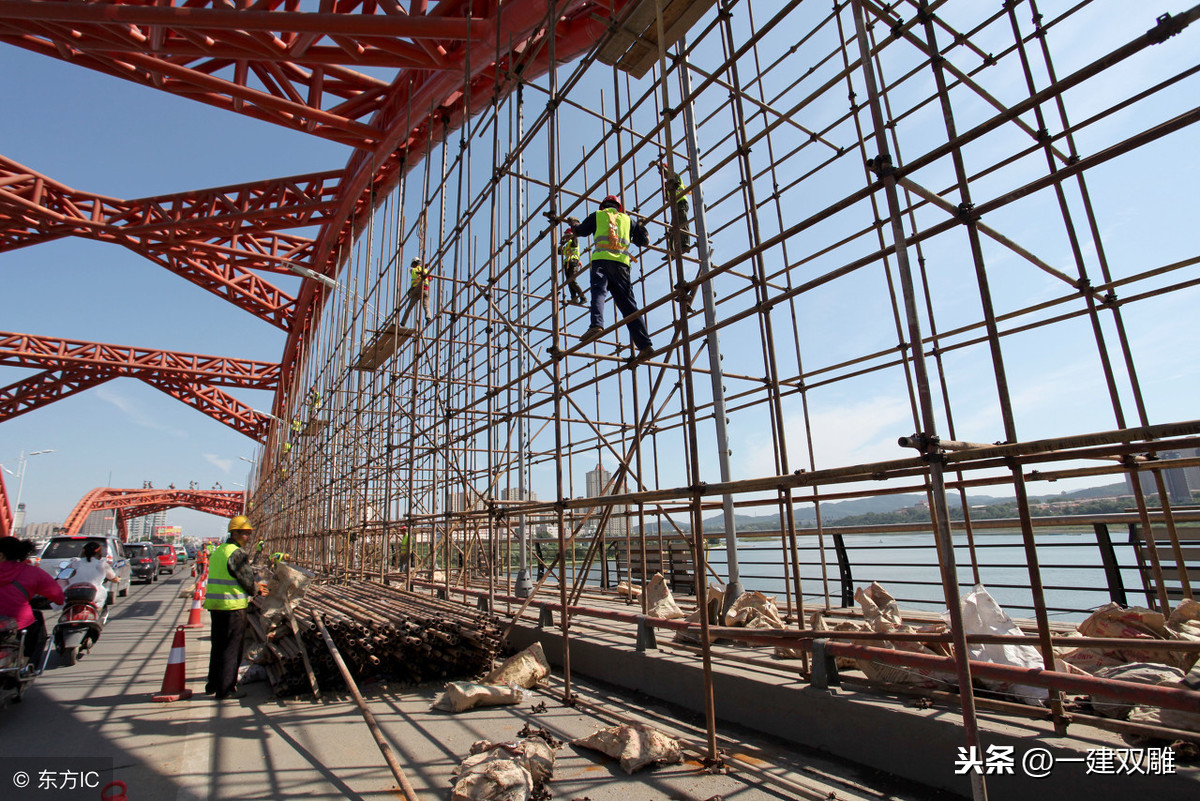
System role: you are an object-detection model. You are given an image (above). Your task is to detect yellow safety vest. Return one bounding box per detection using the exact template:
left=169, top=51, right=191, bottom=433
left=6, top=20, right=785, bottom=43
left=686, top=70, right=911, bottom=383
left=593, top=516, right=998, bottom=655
left=668, top=175, right=689, bottom=206
left=203, top=543, right=249, bottom=611
left=591, top=208, right=631, bottom=266
left=559, top=236, right=580, bottom=262
left=410, top=264, right=431, bottom=290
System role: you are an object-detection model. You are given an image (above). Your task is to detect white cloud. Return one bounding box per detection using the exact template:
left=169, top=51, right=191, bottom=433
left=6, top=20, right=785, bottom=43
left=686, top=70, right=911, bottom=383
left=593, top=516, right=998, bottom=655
left=737, top=394, right=915, bottom=479
left=95, top=387, right=186, bottom=437
left=204, top=454, right=234, bottom=473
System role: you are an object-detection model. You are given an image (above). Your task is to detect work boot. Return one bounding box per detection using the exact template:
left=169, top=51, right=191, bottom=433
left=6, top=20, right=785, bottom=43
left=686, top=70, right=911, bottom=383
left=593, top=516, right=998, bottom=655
left=636, top=345, right=655, bottom=361
left=580, top=326, right=603, bottom=343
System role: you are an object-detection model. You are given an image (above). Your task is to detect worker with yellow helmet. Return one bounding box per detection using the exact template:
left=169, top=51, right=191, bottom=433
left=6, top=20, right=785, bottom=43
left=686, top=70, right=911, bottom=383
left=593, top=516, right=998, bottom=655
left=203, top=515, right=267, bottom=699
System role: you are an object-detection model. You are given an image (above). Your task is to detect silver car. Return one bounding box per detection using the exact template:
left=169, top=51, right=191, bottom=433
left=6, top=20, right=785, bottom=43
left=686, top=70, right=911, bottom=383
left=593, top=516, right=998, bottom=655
left=36, top=536, right=131, bottom=601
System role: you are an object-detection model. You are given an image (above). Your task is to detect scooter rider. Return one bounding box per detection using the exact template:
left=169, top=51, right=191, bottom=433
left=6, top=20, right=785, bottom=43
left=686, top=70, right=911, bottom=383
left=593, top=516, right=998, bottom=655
left=67, top=541, right=119, bottom=608
left=0, top=537, right=65, bottom=671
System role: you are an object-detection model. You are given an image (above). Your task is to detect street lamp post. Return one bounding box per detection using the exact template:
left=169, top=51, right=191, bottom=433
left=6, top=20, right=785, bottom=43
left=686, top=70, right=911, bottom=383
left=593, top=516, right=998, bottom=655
left=239, top=457, right=257, bottom=514
left=1, top=449, right=55, bottom=535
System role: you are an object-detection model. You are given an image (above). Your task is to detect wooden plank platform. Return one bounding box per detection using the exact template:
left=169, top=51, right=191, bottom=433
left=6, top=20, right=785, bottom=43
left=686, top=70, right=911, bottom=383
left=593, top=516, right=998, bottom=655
left=597, top=0, right=718, bottom=79
left=353, top=325, right=416, bottom=371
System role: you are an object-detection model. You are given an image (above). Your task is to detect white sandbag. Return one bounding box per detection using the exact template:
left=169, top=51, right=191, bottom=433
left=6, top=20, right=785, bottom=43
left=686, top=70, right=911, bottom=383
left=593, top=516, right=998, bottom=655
left=450, top=758, right=532, bottom=801
left=724, top=591, right=785, bottom=629
left=433, top=681, right=524, bottom=713
left=462, top=739, right=556, bottom=786
left=615, top=580, right=642, bottom=599
left=571, top=722, right=682, bottom=773
left=645, top=573, right=685, bottom=620
left=856, top=582, right=902, bottom=631
left=483, top=643, right=551, bottom=689
left=1089, top=663, right=1185, bottom=719
left=953, top=584, right=1046, bottom=706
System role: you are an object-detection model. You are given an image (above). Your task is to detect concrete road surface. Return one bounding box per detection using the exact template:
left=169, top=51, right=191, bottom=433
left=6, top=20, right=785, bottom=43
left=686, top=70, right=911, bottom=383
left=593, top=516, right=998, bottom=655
left=0, top=564, right=939, bottom=800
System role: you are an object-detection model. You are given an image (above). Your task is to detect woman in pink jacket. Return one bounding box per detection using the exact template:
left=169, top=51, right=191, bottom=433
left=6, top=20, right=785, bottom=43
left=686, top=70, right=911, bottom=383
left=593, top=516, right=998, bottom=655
left=0, top=537, right=65, bottom=668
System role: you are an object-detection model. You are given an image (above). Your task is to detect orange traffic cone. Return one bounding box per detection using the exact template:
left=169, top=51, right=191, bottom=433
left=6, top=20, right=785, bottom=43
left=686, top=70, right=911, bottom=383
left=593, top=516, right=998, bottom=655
left=183, top=583, right=205, bottom=629
left=152, top=626, right=194, bottom=702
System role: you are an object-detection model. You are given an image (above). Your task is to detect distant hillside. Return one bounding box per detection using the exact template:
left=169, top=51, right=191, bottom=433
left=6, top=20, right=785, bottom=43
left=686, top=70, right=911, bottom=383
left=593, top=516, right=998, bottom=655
left=639, top=482, right=1134, bottom=533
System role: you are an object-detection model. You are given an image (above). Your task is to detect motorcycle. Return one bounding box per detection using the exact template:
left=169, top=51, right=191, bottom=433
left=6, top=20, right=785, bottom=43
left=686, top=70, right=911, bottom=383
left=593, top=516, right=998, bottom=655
left=0, top=599, right=52, bottom=707
left=52, top=563, right=109, bottom=667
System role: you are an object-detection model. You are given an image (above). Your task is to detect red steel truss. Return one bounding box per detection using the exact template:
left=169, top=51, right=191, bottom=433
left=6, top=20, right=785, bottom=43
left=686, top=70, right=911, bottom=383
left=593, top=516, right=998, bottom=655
left=0, top=157, right=348, bottom=330
left=0, top=0, right=629, bottom=416
left=0, top=468, right=10, bottom=536
left=61, top=487, right=245, bottom=539
left=0, top=331, right=276, bottom=440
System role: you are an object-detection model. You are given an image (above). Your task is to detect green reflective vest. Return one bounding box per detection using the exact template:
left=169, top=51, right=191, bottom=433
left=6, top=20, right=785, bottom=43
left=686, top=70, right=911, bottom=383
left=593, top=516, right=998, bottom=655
left=203, top=543, right=249, bottom=611
left=559, top=236, right=580, bottom=262
left=668, top=174, right=689, bottom=206
left=591, top=208, right=631, bottom=266
left=410, top=263, right=431, bottom=290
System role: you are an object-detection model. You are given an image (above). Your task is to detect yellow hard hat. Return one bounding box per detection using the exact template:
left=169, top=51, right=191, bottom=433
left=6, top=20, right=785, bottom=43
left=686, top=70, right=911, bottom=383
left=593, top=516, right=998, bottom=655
left=228, top=515, right=254, bottom=533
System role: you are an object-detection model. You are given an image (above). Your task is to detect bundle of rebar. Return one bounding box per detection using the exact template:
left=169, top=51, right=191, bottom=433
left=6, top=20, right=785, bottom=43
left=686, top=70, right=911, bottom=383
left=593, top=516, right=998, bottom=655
left=248, top=580, right=505, bottom=697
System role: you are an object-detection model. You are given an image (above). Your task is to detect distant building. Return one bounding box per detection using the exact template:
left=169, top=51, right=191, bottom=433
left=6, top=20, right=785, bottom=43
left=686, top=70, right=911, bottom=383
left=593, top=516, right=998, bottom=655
left=585, top=464, right=628, bottom=539
left=11, top=503, right=25, bottom=536
left=128, top=510, right=167, bottom=540
left=23, top=521, right=59, bottom=539
left=448, top=489, right=486, bottom=513
left=79, top=510, right=115, bottom=537
left=500, top=487, right=537, bottom=503
left=1127, top=449, right=1195, bottom=505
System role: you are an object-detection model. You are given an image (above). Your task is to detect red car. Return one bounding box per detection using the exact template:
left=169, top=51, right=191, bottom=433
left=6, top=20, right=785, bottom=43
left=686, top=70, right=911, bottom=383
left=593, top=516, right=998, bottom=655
left=153, top=544, right=177, bottom=575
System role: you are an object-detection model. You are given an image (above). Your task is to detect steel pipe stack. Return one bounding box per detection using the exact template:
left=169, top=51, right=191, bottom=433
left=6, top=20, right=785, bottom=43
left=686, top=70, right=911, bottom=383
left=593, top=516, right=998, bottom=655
left=249, top=580, right=505, bottom=696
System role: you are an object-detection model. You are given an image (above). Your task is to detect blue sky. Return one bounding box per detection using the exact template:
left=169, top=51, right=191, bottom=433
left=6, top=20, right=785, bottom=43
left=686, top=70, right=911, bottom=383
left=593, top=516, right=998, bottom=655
left=3, top=3, right=1199, bottom=538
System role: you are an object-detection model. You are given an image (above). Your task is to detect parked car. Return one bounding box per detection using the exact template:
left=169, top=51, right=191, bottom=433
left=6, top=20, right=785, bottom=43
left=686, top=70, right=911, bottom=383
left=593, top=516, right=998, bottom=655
left=153, top=544, right=177, bottom=575
left=37, top=535, right=130, bottom=599
left=124, top=542, right=159, bottom=584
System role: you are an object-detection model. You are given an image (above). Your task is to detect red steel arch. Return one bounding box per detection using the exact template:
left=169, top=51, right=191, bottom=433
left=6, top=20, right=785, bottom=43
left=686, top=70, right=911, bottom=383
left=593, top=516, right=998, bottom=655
left=0, top=469, right=11, bottom=536
left=61, top=487, right=245, bottom=539
left=0, top=0, right=629, bottom=423
left=0, top=331, right=277, bottom=440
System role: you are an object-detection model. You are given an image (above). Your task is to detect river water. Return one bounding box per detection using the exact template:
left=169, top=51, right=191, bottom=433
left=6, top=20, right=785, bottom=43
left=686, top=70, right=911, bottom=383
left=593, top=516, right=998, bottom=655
left=546, top=527, right=1162, bottom=624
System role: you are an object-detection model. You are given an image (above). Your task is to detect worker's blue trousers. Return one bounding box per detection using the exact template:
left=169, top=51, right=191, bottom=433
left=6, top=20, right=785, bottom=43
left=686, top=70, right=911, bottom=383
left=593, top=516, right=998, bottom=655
left=589, top=258, right=652, bottom=350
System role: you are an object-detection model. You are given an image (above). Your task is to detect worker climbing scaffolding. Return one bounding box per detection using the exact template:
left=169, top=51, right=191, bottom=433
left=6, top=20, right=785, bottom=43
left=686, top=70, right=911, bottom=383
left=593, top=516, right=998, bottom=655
left=559, top=195, right=653, bottom=359
left=399, top=257, right=434, bottom=327
left=558, top=217, right=588, bottom=306
left=654, top=159, right=692, bottom=253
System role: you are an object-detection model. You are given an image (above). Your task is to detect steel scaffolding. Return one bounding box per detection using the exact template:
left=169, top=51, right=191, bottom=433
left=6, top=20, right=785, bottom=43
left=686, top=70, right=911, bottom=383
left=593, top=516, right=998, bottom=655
left=243, top=0, right=1200, bottom=792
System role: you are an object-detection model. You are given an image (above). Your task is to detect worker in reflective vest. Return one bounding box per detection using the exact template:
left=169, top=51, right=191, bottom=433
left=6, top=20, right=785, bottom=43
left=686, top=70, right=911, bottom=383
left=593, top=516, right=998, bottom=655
left=203, top=515, right=267, bottom=699
left=571, top=195, right=653, bottom=359
left=399, top=257, right=434, bottom=326
left=558, top=217, right=588, bottom=306
left=657, top=162, right=692, bottom=253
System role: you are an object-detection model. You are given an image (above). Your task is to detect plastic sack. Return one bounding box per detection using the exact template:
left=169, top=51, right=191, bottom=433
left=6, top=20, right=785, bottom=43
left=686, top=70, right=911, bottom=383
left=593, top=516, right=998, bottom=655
left=856, top=582, right=902, bottom=631
left=953, top=584, right=1046, bottom=705
left=644, top=573, right=684, bottom=620
left=571, top=722, right=682, bottom=773
left=1089, top=663, right=1185, bottom=719
left=1075, top=602, right=1193, bottom=671
left=482, top=643, right=550, bottom=689
left=450, top=758, right=531, bottom=801
left=724, top=591, right=785, bottom=629
left=433, top=681, right=524, bottom=713
left=450, top=737, right=556, bottom=800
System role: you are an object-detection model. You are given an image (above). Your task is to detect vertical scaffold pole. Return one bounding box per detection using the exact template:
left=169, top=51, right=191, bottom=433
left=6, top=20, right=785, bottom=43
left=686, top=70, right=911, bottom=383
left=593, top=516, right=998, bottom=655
left=850, top=2, right=986, bottom=798
left=677, top=37, right=742, bottom=606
